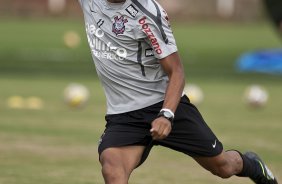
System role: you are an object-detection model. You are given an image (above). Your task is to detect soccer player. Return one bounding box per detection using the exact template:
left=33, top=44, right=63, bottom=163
left=78, top=0, right=278, bottom=183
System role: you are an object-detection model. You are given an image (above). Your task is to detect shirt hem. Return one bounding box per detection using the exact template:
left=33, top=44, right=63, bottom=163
left=106, top=97, right=165, bottom=115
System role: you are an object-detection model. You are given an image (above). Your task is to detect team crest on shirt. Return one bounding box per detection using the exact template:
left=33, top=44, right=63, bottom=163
left=112, top=16, right=128, bottom=36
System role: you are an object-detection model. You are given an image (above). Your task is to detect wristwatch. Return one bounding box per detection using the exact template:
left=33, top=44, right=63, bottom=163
left=157, top=108, right=175, bottom=126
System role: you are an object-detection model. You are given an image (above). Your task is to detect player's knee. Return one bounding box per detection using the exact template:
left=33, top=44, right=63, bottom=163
left=100, top=153, right=128, bottom=182
left=206, top=159, right=234, bottom=179
left=209, top=151, right=242, bottom=179
left=218, top=150, right=244, bottom=176
left=211, top=164, right=233, bottom=179
left=101, top=162, right=127, bottom=182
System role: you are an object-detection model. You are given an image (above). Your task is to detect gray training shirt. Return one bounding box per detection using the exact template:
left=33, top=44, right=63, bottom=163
left=79, top=0, right=178, bottom=114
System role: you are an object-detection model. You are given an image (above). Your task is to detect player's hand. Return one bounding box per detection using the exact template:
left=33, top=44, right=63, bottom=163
left=150, top=117, right=172, bottom=140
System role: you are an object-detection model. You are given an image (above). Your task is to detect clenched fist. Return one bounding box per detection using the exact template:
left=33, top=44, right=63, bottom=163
left=150, top=117, right=172, bottom=140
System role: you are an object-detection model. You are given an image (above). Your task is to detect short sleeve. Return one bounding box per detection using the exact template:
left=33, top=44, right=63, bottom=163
left=137, top=2, right=178, bottom=59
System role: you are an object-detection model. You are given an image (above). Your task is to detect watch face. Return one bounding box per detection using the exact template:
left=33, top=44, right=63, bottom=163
left=163, top=111, right=173, bottom=118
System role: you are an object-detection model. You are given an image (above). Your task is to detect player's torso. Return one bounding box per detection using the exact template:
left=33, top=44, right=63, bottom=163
left=79, top=0, right=171, bottom=114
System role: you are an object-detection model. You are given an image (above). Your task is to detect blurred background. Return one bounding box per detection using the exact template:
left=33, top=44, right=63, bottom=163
left=0, top=0, right=281, bottom=184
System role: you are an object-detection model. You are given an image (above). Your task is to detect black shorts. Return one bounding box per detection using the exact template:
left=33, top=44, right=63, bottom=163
left=98, top=95, right=223, bottom=166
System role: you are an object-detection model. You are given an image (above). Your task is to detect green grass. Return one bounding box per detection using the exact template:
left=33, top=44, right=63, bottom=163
left=0, top=18, right=281, bottom=184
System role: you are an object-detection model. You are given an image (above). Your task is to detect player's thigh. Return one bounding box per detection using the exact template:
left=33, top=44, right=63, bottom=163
left=100, top=145, right=146, bottom=173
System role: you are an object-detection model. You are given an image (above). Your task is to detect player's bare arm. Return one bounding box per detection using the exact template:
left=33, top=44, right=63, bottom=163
left=150, top=52, right=185, bottom=140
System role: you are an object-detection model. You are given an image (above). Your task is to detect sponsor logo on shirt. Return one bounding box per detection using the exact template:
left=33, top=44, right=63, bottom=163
left=126, top=4, right=139, bottom=18
left=145, top=48, right=154, bottom=57
left=86, top=23, right=127, bottom=60
left=139, top=16, right=163, bottom=55
left=112, top=16, right=128, bottom=36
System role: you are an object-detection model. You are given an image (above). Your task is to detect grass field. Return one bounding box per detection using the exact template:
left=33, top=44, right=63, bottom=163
left=0, top=18, right=281, bottom=184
